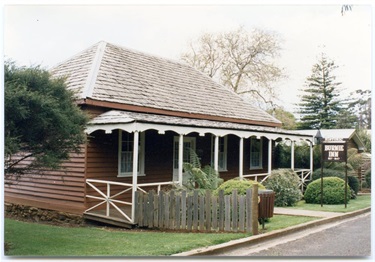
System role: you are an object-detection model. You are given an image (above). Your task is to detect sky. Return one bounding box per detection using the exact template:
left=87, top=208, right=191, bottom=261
left=2, top=0, right=374, bottom=115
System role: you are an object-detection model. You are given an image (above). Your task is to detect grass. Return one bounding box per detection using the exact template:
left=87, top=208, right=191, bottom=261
left=4, top=215, right=316, bottom=256
left=290, top=194, right=371, bottom=213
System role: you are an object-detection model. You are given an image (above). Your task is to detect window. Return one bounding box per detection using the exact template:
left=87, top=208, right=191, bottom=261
left=118, top=130, right=145, bottom=177
left=211, top=135, right=227, bottom=171
left=250, top=137, right=262, bottom=169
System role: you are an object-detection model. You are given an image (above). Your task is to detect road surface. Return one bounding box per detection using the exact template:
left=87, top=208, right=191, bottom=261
left=219, top=212, right=371, bottom=257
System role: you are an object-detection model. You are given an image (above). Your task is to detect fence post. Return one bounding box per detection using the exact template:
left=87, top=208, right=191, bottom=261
left=205, top=190, right=212, bottom=232
left=218, top=190, right=224, bottom=231
left=251, top=184, right=259, bottom=235
left=232, top=189, right=238, bottom=232
left=246, top=188, right=252, bottom=233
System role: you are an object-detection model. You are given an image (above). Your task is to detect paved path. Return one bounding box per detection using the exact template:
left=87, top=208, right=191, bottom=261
left=274, top=207, right=341, bottom=218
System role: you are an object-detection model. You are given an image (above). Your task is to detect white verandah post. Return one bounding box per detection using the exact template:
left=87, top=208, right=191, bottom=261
left=214, top=135, right=219, bottom=173
left=291, top=140, right=295, bottom=171
left=239, top=137, right=244, bottom=180
left=310, top=141, right=314, bottom=176
left=131, top=130, right=139, bottom=223
left=268, top=139, right=272, bottom=175
left=178, top=134, right=184, bottom=186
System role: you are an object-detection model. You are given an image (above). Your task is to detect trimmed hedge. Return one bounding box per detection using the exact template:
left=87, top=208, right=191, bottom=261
left=312, top=168, right=359, bottom=196
left=263, top=169, right=303, bottom=207
left=213, top=178, right=265, bottom=196
left=365, top=169, right=371, bottom=188
left=304, top=177, right=351, bottom=205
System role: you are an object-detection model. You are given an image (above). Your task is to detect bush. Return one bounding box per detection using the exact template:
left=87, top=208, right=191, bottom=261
left=312, top=168, right=345, bottom=181
left=312, top=168, right=359, bottom=197
left=304, top=177, right=351, bottom=205
left=365, top=169, right=371, bottom=188
left=263, top=169, right=303, bottom=207
left=213, top=178, right=265, bottom=196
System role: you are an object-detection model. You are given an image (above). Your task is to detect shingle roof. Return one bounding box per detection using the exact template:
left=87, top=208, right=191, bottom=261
left=50, top=41, right=281, bottom=127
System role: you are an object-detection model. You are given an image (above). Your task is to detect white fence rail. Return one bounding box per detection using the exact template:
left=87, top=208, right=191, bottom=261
left=85, top=179, right=178, bottom=223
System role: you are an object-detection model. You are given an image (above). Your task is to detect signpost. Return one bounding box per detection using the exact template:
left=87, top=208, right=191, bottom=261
left=320, top=138, right=348, bottom=208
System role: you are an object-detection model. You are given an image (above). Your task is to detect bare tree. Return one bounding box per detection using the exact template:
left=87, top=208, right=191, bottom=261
left=181, top=26, right=285, bottom=109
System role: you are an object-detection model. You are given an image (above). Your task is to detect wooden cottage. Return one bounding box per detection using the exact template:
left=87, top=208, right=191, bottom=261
left=5, top=41, right=314, bottom=226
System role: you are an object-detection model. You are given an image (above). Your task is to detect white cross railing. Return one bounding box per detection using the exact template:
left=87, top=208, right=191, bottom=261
left=243, top=173, right=270, bottom=183
left=84, top=179, right=178, bottom=223
left=294, top=168, right=312, bottom=193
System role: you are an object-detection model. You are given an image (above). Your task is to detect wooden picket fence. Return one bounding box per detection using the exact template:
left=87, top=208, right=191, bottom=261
left=134, top=187, right=259, bottom=235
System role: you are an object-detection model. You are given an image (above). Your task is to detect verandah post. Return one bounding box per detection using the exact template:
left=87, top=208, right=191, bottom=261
left=268, top=139, right=272, bottom=175
left=239, top=137, right=244, bottom=180
left=131, top=130, right=139, bottom=223
left=291, top=140, right=295, bottom=171
left=214, top=135, right=219, bottom=172
left=178, top=134, right=184, bottom=186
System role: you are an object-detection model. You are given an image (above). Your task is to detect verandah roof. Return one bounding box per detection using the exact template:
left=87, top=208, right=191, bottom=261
left=86, top=110, right=314, bottom=143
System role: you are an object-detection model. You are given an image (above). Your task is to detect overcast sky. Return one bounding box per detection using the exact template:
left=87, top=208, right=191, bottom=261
left=3, top=1, right=373, bottom=114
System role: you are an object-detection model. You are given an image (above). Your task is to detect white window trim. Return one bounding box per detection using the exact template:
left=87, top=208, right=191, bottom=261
left=211, top=135, right=228, bottom=171
left=250, top=137, right=263, bottom=170
left=118, top=130, right=145, bottom=177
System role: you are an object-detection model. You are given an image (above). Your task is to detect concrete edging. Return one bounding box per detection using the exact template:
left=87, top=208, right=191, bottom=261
left=172, top=207, right=371, bottom=256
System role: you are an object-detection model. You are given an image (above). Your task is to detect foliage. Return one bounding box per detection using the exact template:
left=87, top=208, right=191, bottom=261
left=346, top=90, right=371, bottom=129
left=324, top=89, right=371, bottom=130
left=213, top=178, right=265, bottom=196
left=274, top=141, right=321, bottom=170
left=312, top=168, right=359, bottom=197
left=263, top=169, right=303, bottom=207
left=297, top=53, right=343, bottom=129
left=365, top=169, right=371, bottom=188
left=181, top=26, right=284, bottom=110
left=267, top=107, right=296, bottom=130
left=357, top=128, right=371, bottom=152
left=304, top=177, right=351, bottom=205
left=5, top=61, right=88, bottom=175
left=180, top=149, right=223, bottom=194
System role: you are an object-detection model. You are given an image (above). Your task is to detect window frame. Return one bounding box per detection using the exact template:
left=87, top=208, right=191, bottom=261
left=250, top=137, right=263, bottom=170
left=117, top=130, right=145, bottom=177
left=211, top=135, right=228, bottom=171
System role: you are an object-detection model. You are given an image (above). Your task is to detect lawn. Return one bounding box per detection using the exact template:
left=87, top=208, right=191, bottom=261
left=290, top=194, right=371, bottom=213
left=4, top=215, right=316, bottom=256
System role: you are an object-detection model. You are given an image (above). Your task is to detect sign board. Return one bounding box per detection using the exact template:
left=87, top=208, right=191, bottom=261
left=323, top=143, right=347, bottom=162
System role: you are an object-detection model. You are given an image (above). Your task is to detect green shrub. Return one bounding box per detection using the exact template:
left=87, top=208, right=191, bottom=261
left=263, top=169, right=303, bottom=207
left=365, top=169, right=371, bottom=188
left=312, top=168, right=345, bottom=180
left=213, top=178, right=265, bottom=196
left=304, top=177, right=351, bottom=205
left=347, top=176, right=359, bottom=195
left=312, top=168, right=359, bottom=197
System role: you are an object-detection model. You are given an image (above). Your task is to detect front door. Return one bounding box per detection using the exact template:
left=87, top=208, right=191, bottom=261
left=173, top=136, right=196, bottom=181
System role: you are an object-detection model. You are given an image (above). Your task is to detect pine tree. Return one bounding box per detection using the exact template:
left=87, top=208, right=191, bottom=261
left=5, top=61, right=89, bottom=175
left=297, top=53, right=342, bottom=129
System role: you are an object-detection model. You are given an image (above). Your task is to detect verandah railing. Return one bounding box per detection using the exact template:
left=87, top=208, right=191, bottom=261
left=245, top=168, right=311, bottom=192
left=134, top=188, right=259, bottom=234
left=84, top=179, right=178, bottom=223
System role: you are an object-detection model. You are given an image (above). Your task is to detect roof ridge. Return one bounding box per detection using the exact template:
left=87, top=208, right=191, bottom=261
left=82, top=41, right=107, bottom=98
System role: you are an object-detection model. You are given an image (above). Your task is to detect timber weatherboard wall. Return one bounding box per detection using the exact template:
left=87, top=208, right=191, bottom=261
left=5, top=149, right=87, bottom=214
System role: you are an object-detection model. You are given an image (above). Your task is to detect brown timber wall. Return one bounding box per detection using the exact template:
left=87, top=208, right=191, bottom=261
left=4, top=147, right=86, bottom=214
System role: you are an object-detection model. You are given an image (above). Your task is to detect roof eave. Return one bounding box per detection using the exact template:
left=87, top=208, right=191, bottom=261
left=82, top=98, right=282, bottom=128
